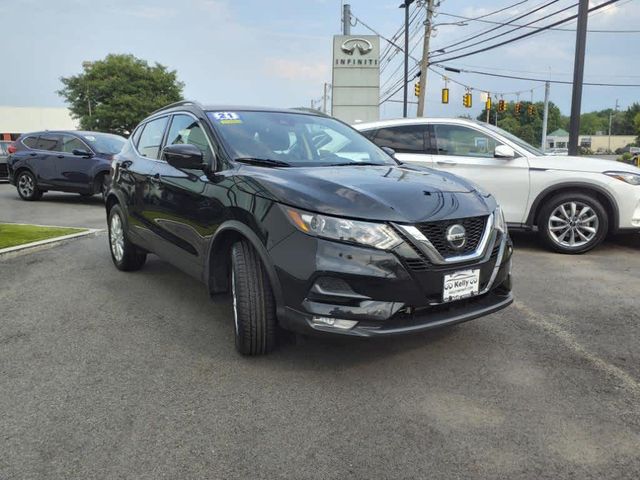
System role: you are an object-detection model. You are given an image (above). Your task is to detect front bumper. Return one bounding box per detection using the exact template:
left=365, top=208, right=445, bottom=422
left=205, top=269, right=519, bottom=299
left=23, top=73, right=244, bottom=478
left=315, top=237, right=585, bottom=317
left=269, top=226, right=513, bottom=337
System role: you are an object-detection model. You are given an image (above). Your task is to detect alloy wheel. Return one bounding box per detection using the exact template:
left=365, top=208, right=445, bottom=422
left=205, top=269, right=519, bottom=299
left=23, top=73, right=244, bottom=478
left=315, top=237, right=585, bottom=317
left=109, top=213, right=125, bottom=262
left=18, top=173, right=34, bottom=198
left=548, top=201, right=599, bottom=248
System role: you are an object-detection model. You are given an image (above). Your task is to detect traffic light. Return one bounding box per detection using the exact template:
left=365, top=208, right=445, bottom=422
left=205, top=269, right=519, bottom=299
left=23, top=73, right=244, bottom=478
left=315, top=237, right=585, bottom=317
left=527, top=104, right=536, bottom=115
left=485, top=96, right=492, bottom=111
left=414, top=82, right=420, bottom=97
left=441, top=88, right=449, bottom=104
left=463, top=92, right=472, bottom=108
left=515, top=102, right=522, bottom=114
left=498, top=99, right=506, bottom=112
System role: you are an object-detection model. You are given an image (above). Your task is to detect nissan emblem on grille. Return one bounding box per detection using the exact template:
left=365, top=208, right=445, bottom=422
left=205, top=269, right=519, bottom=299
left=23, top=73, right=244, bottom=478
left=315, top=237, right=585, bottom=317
left=446, top=224, right=467, bottom=250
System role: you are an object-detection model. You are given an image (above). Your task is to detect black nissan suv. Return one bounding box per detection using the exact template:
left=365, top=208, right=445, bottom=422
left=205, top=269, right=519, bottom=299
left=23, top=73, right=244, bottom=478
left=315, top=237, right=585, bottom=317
left=106, top=101, right=513, bottom=355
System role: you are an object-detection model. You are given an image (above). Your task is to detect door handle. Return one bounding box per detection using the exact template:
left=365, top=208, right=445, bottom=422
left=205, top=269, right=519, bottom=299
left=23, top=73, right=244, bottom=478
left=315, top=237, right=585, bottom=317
left=30, top=153, right=37, bottom=157
left=436, top=160, right=457, bottom=166
left=121, top=160, right=133, bottom=169
left=57, top=155, right=64, bottom=159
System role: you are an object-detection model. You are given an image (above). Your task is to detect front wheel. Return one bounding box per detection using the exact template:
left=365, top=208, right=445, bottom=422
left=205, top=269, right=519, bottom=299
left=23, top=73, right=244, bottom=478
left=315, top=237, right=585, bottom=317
left=538, top=192, right=608, bottom=254
left=231, top=240, right=277, bottom=355
left=108, top=205, right=147, bottom=271
left=16, top=171, right=42, bottom=201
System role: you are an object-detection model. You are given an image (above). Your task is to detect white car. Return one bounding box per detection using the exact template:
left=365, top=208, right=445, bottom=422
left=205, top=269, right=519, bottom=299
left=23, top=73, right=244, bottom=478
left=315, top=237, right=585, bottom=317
left=354, top=118, right=640, bottom=253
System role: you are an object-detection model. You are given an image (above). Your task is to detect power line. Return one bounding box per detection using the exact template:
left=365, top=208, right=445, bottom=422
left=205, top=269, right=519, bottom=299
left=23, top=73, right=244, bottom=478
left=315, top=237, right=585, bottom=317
left=433, top=0, right=560, bottom=54
left=435, top=64, right=640, bottom=87
left=432, top=0, right=621, bottom=64
left=436, top=10, right=640, bottom=32
left=433, top=1, right=577, bottom=59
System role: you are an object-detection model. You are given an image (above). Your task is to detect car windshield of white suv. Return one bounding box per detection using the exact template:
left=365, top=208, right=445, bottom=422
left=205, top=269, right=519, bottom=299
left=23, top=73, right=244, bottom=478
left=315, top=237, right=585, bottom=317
left=207, top=111, right=395, bottom=167
left=483, top=122, right=544, bottom=156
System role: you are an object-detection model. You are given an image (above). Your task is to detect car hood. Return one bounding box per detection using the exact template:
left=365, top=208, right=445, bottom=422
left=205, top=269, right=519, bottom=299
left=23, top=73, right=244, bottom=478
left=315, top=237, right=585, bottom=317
left=233, top=163, right=496, bottom=223
left=531, top=155, right=640, bottom=174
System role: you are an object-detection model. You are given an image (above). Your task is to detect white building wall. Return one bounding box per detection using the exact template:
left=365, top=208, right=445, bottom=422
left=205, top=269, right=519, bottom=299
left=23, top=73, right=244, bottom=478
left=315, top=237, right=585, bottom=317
left=0, top=106, right=78, bottom=133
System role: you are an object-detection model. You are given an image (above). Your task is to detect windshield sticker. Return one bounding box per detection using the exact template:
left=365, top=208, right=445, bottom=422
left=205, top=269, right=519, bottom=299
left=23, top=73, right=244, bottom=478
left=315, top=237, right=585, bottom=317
left=211, top=112, right=243, bottom=125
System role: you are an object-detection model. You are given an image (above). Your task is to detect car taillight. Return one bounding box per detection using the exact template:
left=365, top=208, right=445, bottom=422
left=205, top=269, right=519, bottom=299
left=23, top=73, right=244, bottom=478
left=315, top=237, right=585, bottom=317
left=7, top=143, right=17, bottom=154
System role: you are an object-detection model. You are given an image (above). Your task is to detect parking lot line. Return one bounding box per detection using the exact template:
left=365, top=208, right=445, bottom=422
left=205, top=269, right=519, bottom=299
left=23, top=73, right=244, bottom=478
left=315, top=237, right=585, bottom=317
left=513, top=300, right=640, bottom=398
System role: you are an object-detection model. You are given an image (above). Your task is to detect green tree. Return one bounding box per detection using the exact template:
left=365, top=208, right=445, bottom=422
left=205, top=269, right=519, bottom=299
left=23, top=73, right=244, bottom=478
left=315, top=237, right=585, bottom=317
left=58, top=54, right=184, bottom=135
left=478, top=100, right=564, bottom=146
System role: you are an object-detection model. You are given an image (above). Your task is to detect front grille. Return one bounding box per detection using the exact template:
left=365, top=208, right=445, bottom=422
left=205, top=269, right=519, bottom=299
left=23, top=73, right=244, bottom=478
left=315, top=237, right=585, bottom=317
left=0, top=163, right=7, bottom=179
left=415, top=216, right=488, bottom=258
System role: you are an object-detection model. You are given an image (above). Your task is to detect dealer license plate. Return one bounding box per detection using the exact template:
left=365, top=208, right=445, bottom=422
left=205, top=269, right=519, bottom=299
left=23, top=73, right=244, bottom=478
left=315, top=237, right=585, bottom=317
left=443, top=269, right=480, bottom=302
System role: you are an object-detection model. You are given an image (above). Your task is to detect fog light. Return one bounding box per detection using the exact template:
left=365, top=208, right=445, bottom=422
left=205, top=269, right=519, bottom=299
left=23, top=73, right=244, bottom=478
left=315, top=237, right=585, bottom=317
left=312, top=317, right=358, bottom=330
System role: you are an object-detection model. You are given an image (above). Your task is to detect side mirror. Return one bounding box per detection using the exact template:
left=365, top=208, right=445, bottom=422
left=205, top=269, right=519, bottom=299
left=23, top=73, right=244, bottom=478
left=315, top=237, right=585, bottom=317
left=494, top=145, right=515, bottom=159
left=72, top=148, right=92, bottom=157
left=381, top=146, right=396, bottom=157
left=163, top=144, right=204, bottom=170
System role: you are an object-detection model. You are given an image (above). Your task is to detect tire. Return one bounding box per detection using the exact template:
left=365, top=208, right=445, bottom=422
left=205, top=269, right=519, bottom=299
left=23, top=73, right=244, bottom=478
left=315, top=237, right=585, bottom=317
left=538, top=192, right=608, bottom=254
left=231, top=240, right=277, bottom=355
left=108, top=204, right=147, bottom=271
left=95, top=173, right=110, bottom=200
left=16, top=170, right=42, bottom=201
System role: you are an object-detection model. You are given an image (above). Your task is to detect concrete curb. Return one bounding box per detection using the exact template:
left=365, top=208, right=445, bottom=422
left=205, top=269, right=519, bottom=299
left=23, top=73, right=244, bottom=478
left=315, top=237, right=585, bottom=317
left=0, top=227, right=103, bottom=260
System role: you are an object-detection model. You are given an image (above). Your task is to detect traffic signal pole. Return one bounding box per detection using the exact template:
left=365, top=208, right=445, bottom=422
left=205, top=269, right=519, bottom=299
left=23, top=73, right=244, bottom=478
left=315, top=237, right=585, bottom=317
left=401, top=1, right=415, bottom=117
left=568, top=0, right=589, bottom=156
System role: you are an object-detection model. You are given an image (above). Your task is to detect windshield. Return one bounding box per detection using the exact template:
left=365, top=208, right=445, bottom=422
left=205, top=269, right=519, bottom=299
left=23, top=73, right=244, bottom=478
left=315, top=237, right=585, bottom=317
left=81, top=132, right=126, bottom=155
left=482, top=122, right=544, bottom=156
left=207, top=111, right=395, bottom=167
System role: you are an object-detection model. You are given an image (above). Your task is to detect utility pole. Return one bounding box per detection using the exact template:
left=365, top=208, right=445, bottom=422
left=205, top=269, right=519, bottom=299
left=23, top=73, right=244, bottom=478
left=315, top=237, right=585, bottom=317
left=541, top=81, right=550, bottom=152
left=568, top=0, right=589, bottom=156
left=417, top=0, right=435, bottom=117
left=82, top=61, right=94, bottom=118
left=323, top=83, right=329, bottom=114
left=608, top=98, right=619, bottom=153
left=400, top=0, right=415, bottom=118
left=343, top=4, right=351, bottom=35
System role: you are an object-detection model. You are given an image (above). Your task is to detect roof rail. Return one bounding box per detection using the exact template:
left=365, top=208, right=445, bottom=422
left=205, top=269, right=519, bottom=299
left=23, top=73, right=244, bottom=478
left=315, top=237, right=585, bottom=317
left=149, top=100, right=203, bottom=116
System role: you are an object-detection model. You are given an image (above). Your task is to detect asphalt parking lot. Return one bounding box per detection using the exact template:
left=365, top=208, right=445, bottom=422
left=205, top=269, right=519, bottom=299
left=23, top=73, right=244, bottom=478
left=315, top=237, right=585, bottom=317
left=1, top=182, right=640, bottom=479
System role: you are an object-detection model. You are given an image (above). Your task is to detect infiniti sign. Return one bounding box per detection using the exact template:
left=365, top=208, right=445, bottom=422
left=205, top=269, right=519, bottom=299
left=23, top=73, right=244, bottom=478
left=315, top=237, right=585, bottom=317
left=341, top=38, right=374, bottom=56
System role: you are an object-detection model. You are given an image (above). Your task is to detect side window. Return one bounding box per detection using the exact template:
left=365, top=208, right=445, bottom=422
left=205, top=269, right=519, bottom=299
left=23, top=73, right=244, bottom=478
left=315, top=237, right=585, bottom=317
left=131, top=124, right=144, bottom=147
left=137, top=116, right=169, bottom=159
left=360, top=129, right=378, bottom=141
left=35, top=134, right=60, bottom=151
left=60, top=135, right=87, bottom=154
left=165, top=114, right=214, bottom=164
left=372, top=125, right=426, bottom=154
left=433, top=124, right=503, bottom=158
left=22, top=136, right=39, bottom=149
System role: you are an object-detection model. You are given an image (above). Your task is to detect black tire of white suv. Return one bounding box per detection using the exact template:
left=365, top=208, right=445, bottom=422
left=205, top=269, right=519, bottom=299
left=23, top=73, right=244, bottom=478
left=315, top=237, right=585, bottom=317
left=231, top=240, right=277, bottom=355
left=538, top=192, right=608, bottom=254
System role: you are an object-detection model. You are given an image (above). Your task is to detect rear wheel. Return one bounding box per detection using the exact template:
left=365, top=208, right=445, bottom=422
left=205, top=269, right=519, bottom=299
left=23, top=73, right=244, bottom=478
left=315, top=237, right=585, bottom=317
left=231, top=240, right=277, bottom=355
left=538, top=192, right=608, bottom=254
left=108, top=204, right=147, bottom=271
left=16, top=171, right=42, bottom=201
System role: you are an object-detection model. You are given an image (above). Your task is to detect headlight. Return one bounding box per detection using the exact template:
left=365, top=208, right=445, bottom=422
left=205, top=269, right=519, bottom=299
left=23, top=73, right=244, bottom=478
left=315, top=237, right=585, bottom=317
left=604, top=171, right=640, bottom=186
left=493, top=206, right=507, bottom=233
left=284, top=206, right=402, bottom=250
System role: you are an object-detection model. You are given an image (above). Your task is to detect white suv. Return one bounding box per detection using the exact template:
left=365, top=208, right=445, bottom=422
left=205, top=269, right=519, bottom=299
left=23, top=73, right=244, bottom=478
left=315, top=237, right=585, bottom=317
left=354, top=118, right=640, bottom=253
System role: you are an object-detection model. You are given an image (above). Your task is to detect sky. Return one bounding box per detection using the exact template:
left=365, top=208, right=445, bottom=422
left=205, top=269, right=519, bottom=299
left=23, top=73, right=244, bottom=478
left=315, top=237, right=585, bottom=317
left=1, top=0, right=639, bottom=120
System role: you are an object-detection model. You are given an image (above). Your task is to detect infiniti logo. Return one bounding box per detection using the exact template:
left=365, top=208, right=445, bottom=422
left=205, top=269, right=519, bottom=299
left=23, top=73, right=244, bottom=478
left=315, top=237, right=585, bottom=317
left=341, top=38, right=373, bottom=56
left=446, top=224, right=467, bottom=250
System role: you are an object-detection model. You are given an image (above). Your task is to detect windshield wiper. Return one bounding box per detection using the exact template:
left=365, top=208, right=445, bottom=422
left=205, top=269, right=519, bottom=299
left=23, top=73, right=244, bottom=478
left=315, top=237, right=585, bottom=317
left=326, top=162, right=390, bottom=167
left=235, top=157, right=291, bottom=167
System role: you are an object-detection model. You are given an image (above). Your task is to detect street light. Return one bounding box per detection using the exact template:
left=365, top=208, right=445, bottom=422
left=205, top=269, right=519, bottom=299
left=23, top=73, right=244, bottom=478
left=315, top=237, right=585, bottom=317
left=82, top=61, right=94, bottom=119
